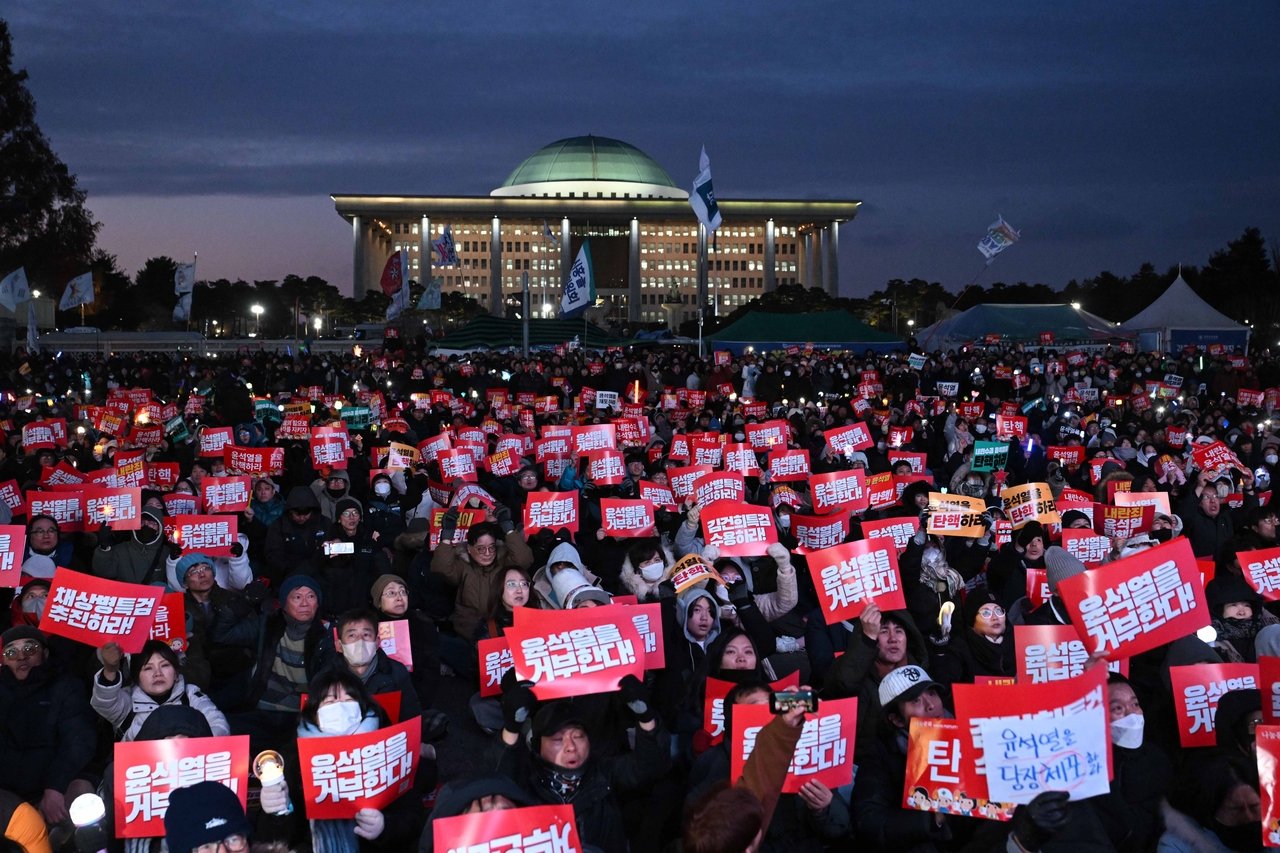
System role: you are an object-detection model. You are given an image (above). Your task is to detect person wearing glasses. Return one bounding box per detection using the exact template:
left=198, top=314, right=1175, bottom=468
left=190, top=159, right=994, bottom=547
left=936, top=588, right=1015, bottom=682
left=19, top=515, right=81, bottom=581
left=0, top=626, right=97, bottom=828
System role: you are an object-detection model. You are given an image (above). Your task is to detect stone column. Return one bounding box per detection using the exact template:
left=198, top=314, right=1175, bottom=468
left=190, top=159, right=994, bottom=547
left=628, top=218, right=641, bottom=323
left=764, top=219, right=777, bottom=293
left=826, top=220, right=840, bottom=297
left=490, top=217, right=503, bottom=317
left=419, top=215, right=431, bottom=288
left=351, top=215, right=367, bottom=299
left=820, top=227, right=832, bottom=295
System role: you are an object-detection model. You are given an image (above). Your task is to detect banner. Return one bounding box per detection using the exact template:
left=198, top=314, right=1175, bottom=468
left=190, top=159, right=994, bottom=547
left=297, top=716, right=420, bottom=819
left=508, top=606, right=644, bottom=700
left=200, top=476, right=251, bottom=514
left=40, top=568, right=163, bottom=652
left=791, top=513, right=851, bottom=554
left=1169, top=663, right=1259, bottom=748
left=807, top=539, right=906, bottom=623
left=1000, top=482, right=1059, bottom=529
left=692, top=471, right=745, bottom=508
left=171, top=515, right=238, bottom=557
left=903, top=717, right=1014, bottom=822
left=600, top=498, right=657, bottom=538
left=926, top=492, right=987, bottom=538
left=524, top=491, right=579, bottom=534
left=0, top=525, right=26, bottom=587
left=731, top=697, right=858, bottom=793
left=702, top=674, right=798, bottom=746
left=1058, top=538, right=1207, bottom=660
left=977, top=215, right=1020, bottom=262
left=560, top=241, right=597, bottom=317
left=971, top=441, right=1009, bottom=473
left=113, top=735, right=249, bottom=838
left=700, top=501, right=778, bottom=557
left=433, top=805, right=581, bottom=853
left=861, top=516, right=920, bottom=552
left=810, top=469, right=869, bottom=515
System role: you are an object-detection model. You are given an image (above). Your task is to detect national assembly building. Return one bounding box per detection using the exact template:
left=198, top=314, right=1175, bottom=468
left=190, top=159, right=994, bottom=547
left=332, top=136, right=861, bottom=325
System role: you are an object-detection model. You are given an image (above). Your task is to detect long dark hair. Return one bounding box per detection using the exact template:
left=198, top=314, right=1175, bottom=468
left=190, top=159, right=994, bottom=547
left=300, top=669, right=388, bottom=730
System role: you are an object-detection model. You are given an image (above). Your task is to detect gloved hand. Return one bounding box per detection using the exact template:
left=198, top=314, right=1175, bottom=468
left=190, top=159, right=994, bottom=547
left=766, top=541, right=791, bottom=566
left=439, top=507, right=460, bottom=542
left=96, top=522, right=113, bottom=549
left=913, top=511, right=930, bottom=545
left=1009, top=790, right=1069, bottom=852
left=353, top=807, right=386, bottom=840
left=657, top=580, right=677, bottom=602
left=618, top=674, right=655, bottom=723
left=243, top=579, right=270, bottom=607
left=169, top=542, right=183, bottom=560
left=229, top=542, right=244, bottom=558
left=493, top=504, right=515, bottom=535
left=259, top=780, right=292, bottom=815
left=500, top=670, right=537, bottom=733
left=727, top=579, right=753, bottom=609
left=700, top=543, right=721, bottom=562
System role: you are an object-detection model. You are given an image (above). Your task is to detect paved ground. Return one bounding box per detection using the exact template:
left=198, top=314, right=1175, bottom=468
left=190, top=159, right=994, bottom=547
left=430, top=669, right=501, bottom=783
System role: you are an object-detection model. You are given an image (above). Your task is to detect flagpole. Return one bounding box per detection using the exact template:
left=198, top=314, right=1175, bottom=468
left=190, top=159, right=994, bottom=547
left=522, top=271, right=530, bottom=358
left=188, top=252, right=197, bottom=333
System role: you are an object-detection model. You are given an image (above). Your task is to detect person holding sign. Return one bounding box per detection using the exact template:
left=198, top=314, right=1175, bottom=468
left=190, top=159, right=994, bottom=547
left=936, top=588, right=1016, bottom=683
left=92, top=505, right=167, bottom=586
left=315, top=498, right=391, bottom=621
left=1105, top=673, right=1174, bottom=851
left=263, top=487, right=329, bottom=587
left=20, top=514, right=82, bottom=581
left=90, top=638, right=229, bottom=741
left=987, top=520, right=1049, bottom=610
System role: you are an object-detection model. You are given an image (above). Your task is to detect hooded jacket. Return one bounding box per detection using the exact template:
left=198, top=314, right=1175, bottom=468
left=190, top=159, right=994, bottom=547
left=92, top=506, right=169, bottom=586
left=311, top=469, right=352, bottom=522
left=90, top=669, right=229, bottom=741
left=616, top=541, right=677, bottom=602
left=263, top=487, right=328, bottom=583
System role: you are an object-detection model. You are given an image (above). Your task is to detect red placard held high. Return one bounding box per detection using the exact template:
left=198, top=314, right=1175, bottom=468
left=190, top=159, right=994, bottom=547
left=730, top=697, right=858, bottom=793
left=807, top=538, right=906, bottom=623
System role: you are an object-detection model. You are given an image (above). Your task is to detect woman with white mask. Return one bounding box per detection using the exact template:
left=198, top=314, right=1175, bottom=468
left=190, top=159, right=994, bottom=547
left=1106, top=673, right=1172, bottom=851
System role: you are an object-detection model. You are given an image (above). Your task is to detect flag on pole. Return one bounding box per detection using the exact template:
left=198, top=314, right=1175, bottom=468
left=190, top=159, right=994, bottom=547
left=542, top=220, right=560, bottom=247
left=977, top=216, right=1021, bottom=263
left=560, top=241, right=596, bottom=318
left=690, top=146, right=722, bottom=234
left=417, top=278, right=442, bottom=310
left=173, top=293, right=191, bottom=323
left=174, top=262, right=196, bottom=295
left=26, top=300, right=38, bottom=352
left=432, top=225, right=459, bottom=266
left=59, top=272, right=94, bottom=311
left=0, top=267, right=31, bottom=312
left=379, top=250, right=406, bottom=298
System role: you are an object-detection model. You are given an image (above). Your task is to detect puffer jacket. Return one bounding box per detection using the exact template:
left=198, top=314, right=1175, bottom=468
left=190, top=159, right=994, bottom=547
left=430, top=529, right=533, bottom=637
left=90, top=670, right=229, bottom=741
left=0, top=661, right=97, bottom=800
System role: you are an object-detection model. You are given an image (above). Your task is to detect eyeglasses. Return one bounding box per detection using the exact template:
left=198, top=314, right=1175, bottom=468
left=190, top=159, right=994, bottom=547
left=977, top=606, right=1006, bottom=620
left=3, top=642, right=42, bottom=659
left=340, top=509, right=361, bottom=518
left=193, top=835, right=249, bottom=853
left=29, top=527, right=57, bottom=535
left=505, top=580, right=530, bottom=590
left=471, top=543, right=497, bottom=554
left=186, top=564, right=212, bottom=576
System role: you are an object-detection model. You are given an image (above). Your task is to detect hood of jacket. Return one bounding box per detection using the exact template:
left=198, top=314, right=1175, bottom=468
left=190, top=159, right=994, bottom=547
left=677, top=586, right=722, bottom=648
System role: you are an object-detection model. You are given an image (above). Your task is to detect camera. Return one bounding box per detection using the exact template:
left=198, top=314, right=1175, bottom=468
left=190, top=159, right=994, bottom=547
left=769, top=688, right=817, bottom=714
left=323, top=541, right=355, bottom=556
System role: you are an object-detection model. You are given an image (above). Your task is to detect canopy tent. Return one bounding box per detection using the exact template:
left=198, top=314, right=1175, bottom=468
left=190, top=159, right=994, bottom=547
left=430, top=315, right=630, bottom=351
left=1120, top=273, right=1250, bottom=353
left=915, top=304, right=1132, bottom=351
left=705, top=309, right=904, bottom=354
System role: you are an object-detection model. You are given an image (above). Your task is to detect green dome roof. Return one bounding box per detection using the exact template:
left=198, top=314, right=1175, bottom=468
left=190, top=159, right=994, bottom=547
left=498, top=136, right=679, bottom=189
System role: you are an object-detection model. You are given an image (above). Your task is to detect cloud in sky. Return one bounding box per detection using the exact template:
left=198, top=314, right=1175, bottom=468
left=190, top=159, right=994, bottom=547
left=7, top=1, right=1278, bottom=295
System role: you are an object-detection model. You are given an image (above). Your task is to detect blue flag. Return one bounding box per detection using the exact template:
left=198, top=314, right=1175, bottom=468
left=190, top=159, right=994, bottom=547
left=560, top=241, right=596, bottom=318
left=690, top=146, right=722, bottom=233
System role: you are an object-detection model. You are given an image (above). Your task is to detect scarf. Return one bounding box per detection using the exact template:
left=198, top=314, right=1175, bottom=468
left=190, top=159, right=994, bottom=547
left=538, top=764, right=585, bottom=801
left=283, top=612, right=310, bottom=641
left=962, top=628, right=1012, bottom=677
left=299, top=714, right=380, bottom=853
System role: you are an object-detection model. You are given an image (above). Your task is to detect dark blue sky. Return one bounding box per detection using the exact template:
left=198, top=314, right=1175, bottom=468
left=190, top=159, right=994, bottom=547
left=8, top=2, right=1278, bottom=299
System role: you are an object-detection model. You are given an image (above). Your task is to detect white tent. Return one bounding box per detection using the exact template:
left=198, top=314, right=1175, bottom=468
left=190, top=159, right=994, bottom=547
left=1121, top=274, right=1250, bottom=353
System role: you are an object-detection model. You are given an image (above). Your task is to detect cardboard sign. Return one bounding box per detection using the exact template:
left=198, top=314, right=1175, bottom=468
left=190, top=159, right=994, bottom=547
left=825, top=422, right=874, bottom=456
left=223, top=445, right=283, bottom=477
left=149, top=591, right=187, bottom=653
left=638, top=480, right=677, bottom=511
left=926, top=492, right=988, bottom=538
left=201, top=476, right=251, bottom=513
left=861, top=516, right=920, bottom=552
left=508, top=606, right=644, bottom=700
left=1058, top=537, right=1207, bottom=660
left=83, top=486, right=142, bottom=531
left=731, top=697, right=858, bottom=793
left=791, top=513, right=851, bottom=554
left=197, top=426, right=233, bottom=457
left=585, top=449, right=626, bottom=486
left=433, top=805, right=582, bottom=853
left=903, top=717, right=1013, bottom=822
left=523, top=491, right=579, bottom=534
left=478, top=636, right=513, bottom=698
left=744, top=419, right=789, bottom=451
left=807, top=538, right=906, bottom=622
left=1241, top=546, right=1280, bottom=602
left=297, top=716, right=420, bottom=819
left=1094, top=503, right=1154, bottom=539
left=1015, top=625, right=1127, bottom=683
left=766, top=448, right=810, bottom=483
left=1169, top=663, right=1259, bottom=748
left=953, top=667, right=1110, bottom=804
left=971, top=441, right=1009, bottom=473
left=1060, top=528, right=1112, bottom=567
left=1000, top=482, right=1059, bottom=530
left=811, top=469, right=869, bottom=515
left=600, top=498, right=657, bottom=538
left=702, top=675, right=799, bottom=746
left=377, top=619, right=413, bottom=672
left=171, top=514, right=238, bottom=557
left=700, top=501, right=778, bottom=557
left=1258, top=726, right=1280, bottom=848
left=39, top=568, right=163, bottom=653
left=692, top=471, right=745, bottom=509
left=113, top=735, right=250, bottom=838
left=26, top=490, right=85, bottom=532
left=0, top=525, right=27, bottom=587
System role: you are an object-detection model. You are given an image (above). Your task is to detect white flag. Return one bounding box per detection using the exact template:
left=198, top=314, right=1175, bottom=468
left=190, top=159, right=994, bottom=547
left=0, top=267, right=31, bottom=312
left=385, top=254, right=411, bottom=321
left=690, top=146, right=722, bottom=233
left=59, top=272, right=94, bottom=311
left=26, top=300, right=38, bottom=352
left=417, top=278, right=442, bottom=310
left=977, top=216, right=1021, bottom=262
left=174, top=262, right=196, bottom=295
left=173, top=293, right=191, bottom=323
left=432, top=225, right=459, bottom=266
left=542, top=220, right=560, bottom=246
left=560, top=240, right=596, bottom=317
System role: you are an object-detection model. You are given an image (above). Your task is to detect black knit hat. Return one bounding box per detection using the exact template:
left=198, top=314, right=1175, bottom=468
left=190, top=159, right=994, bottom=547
left=164, top=781, right=251, bottom=853
left=0, top=625, right=45, bottom=648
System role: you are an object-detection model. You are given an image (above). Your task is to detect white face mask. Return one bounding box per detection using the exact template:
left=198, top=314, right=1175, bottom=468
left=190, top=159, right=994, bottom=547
left=777, top=513, right=791, bottom=530
left=974, top=423, right=988, bottom=435
left=373, top=482, right=392, bottom=498
left=316, top=700, right=364, bottom=734
left=1267, top=454, right=1278, bottom=466
left=1110, top=713, right=1144, bottom=749
left=341, top=639, right=378, bottom=667
left=640, top=560, right=665, bottom=582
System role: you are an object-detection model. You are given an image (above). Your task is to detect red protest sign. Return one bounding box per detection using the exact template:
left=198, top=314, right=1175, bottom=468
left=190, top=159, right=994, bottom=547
left=731, top=697, right=857, bottom=793
left=1169, top=663, right=1259, bottom=748
left=1061, top=528, right=1112, bottom=567
left=623, top=602, right=664, bottom=670
left=0, top=480, right=23, bottom=513
left=297, top=716, right=420, bottom=819
left=477, top=636, right=513, bottom=698
left=723, top=442, right=762, bottom=476
left=26, top=490, right=85, bottom=532
left=571, top=423, right=616, bottom=455
left=861, top=516, right=920, bottom=553
left=223, top=445, right=283, bottom=476
left=825, top=422, right=874, bottom=456
left=197, top=426, right=233, bottom=457
left=1261, top=657, right=1280, bottom=725
left=145, top=463, right=179, bottom=490
left=692, top=471, right=745, bottom=508
left=433, top=805, right=581, bottom=853
left=310, top=431, right=349, bottom=471
left=276, top=413, right=311, bottom=440
left=437, top=448, right=478, bottom=483
left=791, top=513, right=851, bottom=554
left=1093, top=503, right=1153, bottom=539
left=40, top=568, right=163, bottom=653
left=21, top=421, right=57, bottom=451
left=201, top=476, right=251, bottom=513
left=701, top=501, right=778, bottom=557
left=702, top=674, right=798, bottom=746
left=524, top=491, right=579, bottom=534
left=810, top=469, right=869, bottom=515
left=585, top=449, right=625, bottom=486
left=1014, top=625, right=1127, bottom=683
left=113, top=735, right=250, bottom=838
left=766, top=448, right=810, bottom=483
left=114, top=450, right=146, bottom=489
left=690, top=435, right=723, bottom=468
left=807, top=539, right=906, bottom=623
left=508, top=606, right=644, bottom=700
left=888, top=451, right=927, bottom=473
left=866, top=473, right=897, bottom=510
left=600, top=498, right=657, bottom=538
left=0, top=525, right=26, bottom=587
left=1046, top=445, right=1085, bottom=467
left=162, top=493, right=201, bottom=518
left=149, top=591, right=187, bottom=652
left=995, top=415, right=1027, bottom=441
left=171, top=515, right=238, bottom=557
left=1259, top=727, right=1280, bottom=848
left=1058, top=537, right=1207, bottom=660
left=377, top=619, right=412, bottom=672
left=668, top=464, right=713, bottom=500
left=1192, top=440, right=1244, bottom=474
left=744, top=419, right=789, bottom=451
left=83, top=487, right=143, bottom=531
left=903, top=717, right=1014, bottom=822
left=638, top=480, right=677, bottom=511
left=41, top=461, right=86, bottom=487
left=1241, top=546, right=1280, bottom=602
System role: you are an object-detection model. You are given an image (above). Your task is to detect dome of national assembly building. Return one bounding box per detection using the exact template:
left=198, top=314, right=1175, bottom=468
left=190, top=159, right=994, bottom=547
left=490, top=135, right=689, bottom=200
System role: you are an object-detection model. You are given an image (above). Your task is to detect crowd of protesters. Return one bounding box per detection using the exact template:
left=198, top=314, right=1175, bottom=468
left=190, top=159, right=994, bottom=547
left=0, top=335, right=1278, bottom=853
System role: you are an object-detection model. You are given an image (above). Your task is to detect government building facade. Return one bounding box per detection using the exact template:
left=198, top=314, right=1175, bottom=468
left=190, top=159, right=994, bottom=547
left=332, top=136, right=860, bottom=325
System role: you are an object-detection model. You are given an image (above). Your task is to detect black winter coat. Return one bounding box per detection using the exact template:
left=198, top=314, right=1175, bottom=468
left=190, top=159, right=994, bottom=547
left=0, top=662, right=97, bottom=799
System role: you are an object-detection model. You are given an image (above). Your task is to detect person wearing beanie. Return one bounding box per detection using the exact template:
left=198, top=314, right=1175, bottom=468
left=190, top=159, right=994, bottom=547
left=166, top=527, right=253, bottom=594
left=263, top=486, right=328, bottom=587
left=1206, top=573, right=1272, bottom=663
left=7, top=576, right=50, bottom=628
left=364, top=470, right=408, bottom=546
left=1024, top=546, right=1089, bottom=626
left=0, top=626, right=97, bottom=826
left=986, top=520, right=1048, bottom=609
left=938, top=588, right=1016, bottom=683
left=92, top=504, right=169, bottom=585
left=419, top=773, right=533, bottom=853
left=316, top=495, right=390, bottom=620
left=164, top=781, right=253, bottom=853
left=209, top=573, right=333, bottom=752
left=372, top=572, right=442, bottom=723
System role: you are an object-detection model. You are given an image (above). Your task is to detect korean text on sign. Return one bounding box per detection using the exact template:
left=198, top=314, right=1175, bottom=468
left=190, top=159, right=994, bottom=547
left=1169, top=663, right=1259, bottom=748
left=297, top=716, right=420, bottom=820
left=807, top=539, right=906, bottom=623
left=432, top=804, right=581, bottom=853
left=731, top=697, right=857, bottom=793
left=700, top=501, right=777, bottom=557
left=40, top=568, right=163, bottom=653
left=477, top=637, right=513, bottom=698
left=113, top=735, right=249, bottom=838
left=508, top=606, right=644, bottom=700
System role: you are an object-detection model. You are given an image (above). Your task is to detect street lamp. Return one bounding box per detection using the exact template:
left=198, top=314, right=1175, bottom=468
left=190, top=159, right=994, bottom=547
left=313, top=316, right=323, bottom=335
left=251, top=304, right=264, bottom=336
left=1071, top=301, right=1082, bottom=310
left=31, top=290, right=40, bottom=299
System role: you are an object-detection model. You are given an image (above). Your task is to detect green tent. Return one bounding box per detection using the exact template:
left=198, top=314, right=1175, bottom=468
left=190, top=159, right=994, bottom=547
left=706, top=310, right=904, bottom=354
left=431, top=315, right=630, bottom=351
